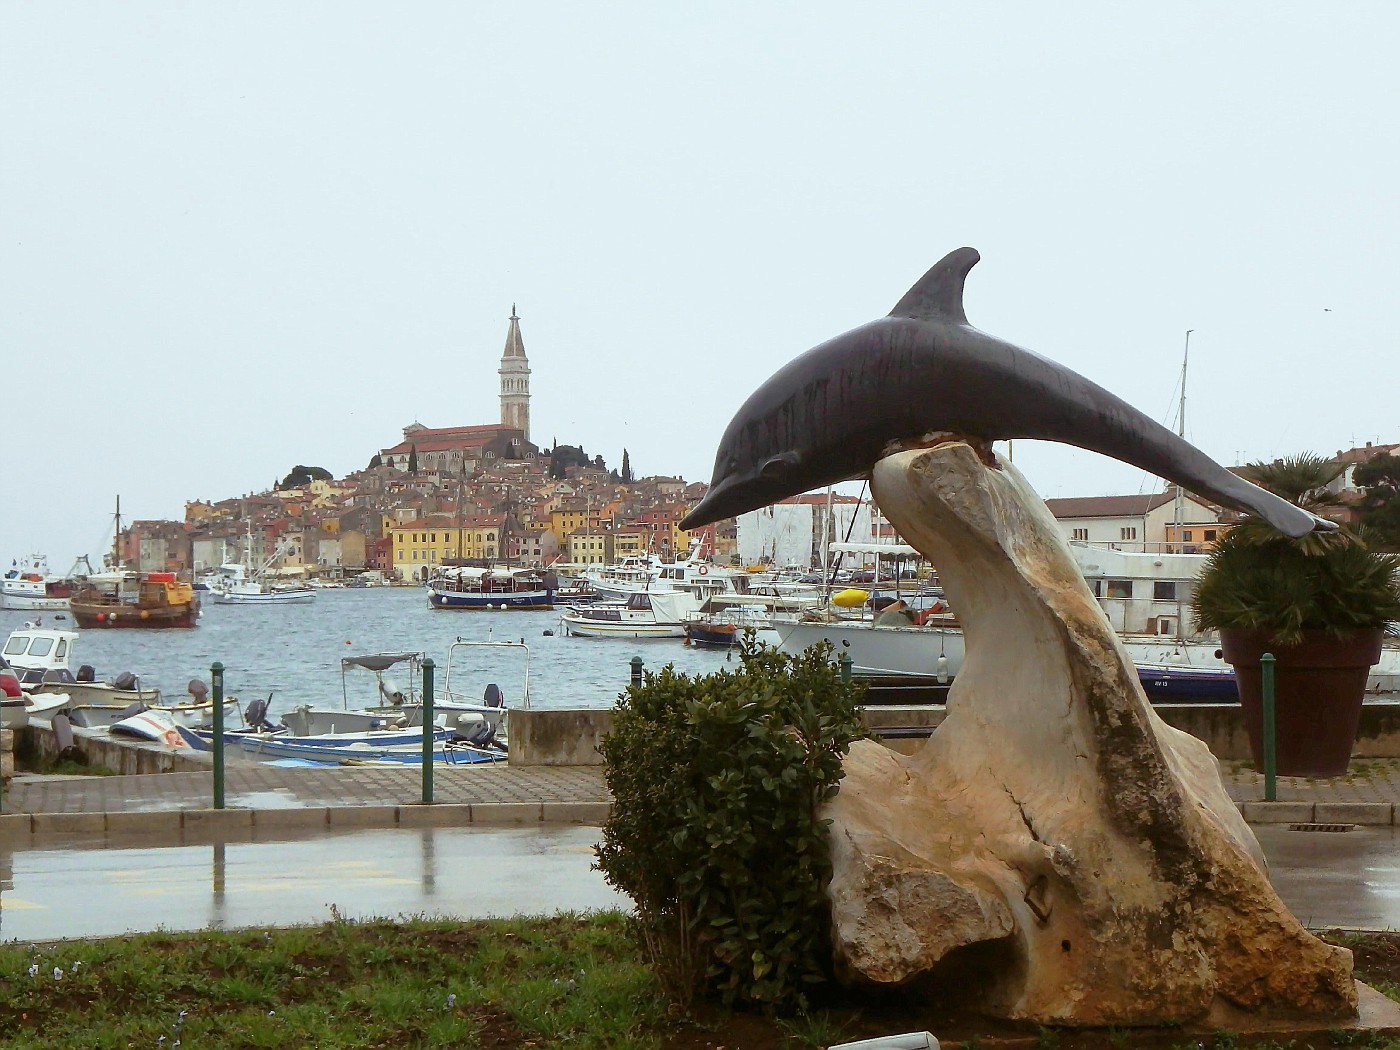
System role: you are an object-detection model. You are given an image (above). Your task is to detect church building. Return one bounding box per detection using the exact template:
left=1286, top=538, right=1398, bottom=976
left=378, top=306, right=540, bottom=472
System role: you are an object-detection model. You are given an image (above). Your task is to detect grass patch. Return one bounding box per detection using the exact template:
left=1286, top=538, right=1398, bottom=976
left=6, top=920, right=1400, bottom=1049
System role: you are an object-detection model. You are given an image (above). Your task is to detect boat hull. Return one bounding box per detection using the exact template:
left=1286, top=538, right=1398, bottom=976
left=560, top=615, right=685, bottom=639
left=214, top=589, right=316, bottom=604
left=684, top=623, right=739, bottom=648
left=776, top=618, right=965, bottom=678
left=0, top=591, right=70, bottom=611
left=70, top=600, right=199, bottom=629
left=427, top=587, right=553, bottom=611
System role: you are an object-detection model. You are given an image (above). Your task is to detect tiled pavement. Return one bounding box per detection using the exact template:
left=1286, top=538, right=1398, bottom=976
left=8, top=756, right=1400, bottom=813
left=3, top=763, right=608, bottom=815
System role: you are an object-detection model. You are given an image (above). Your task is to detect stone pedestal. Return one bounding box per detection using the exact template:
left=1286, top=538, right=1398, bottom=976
left=824, top=442, right=1355, bottom=1025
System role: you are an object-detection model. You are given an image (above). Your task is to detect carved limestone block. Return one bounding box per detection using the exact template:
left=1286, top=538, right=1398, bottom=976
left=823, top=442, right=1355, bottom=1026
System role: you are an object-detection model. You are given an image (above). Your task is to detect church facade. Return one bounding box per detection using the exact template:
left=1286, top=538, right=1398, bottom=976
left=379, top=306, right=540, bottom=472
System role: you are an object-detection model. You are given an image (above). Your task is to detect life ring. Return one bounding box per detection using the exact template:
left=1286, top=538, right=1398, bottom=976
left=697, top=566, right=709, bottom=576
left=163, top=728, right=183, bottom=748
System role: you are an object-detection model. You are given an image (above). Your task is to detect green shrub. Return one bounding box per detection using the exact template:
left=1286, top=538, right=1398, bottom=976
left=595, top=636, right=866, bottom=1012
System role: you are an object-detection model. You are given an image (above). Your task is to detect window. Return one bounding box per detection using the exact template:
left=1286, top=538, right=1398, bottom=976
left=1120, top=527, right=1137, bottom=541
left=1105, top=579, right=1133, bottom=599
left=1181, top=530, right=1192, bottom=542
left=1204, top=530, right=1217, bottom=541
left=1071, top=528, right=1089, bottom=540
left=1153, top=581, right=1177, bottom=601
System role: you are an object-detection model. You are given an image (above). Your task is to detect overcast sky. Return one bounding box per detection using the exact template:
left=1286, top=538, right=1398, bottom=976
left=3, top=3, right=1396, bottom=567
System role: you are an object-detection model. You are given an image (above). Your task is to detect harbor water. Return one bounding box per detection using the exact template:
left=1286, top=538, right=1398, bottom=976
left=1, top=588, right=738, bottom=719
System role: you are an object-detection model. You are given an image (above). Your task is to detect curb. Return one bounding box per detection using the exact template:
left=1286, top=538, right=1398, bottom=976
left=0, top=801, right=616, bottom=839
left=1238, top=800, right=1397, bottom=826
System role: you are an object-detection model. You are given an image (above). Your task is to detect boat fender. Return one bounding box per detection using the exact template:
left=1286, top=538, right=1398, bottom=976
left=542, top=629, right=554, bottom=636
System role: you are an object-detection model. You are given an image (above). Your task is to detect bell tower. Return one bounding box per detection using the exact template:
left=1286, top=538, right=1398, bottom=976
left=498, top=304, right=531, bottom=441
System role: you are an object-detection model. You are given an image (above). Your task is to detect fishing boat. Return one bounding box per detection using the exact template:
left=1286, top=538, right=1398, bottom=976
left=425, top=565, right=554, bottom=610
left=69, top=571, right=201, bottom=629
left=206, top=511, right=316, bottom=604
left=206, top=563, right=316, bottom=605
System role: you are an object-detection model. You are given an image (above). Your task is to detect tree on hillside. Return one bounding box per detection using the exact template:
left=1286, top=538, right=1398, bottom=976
left=550, top=444, right=595, bottom=477
left=408, top=444, right=418, bottom=473
left=1354, top=453, right=1400, bottom=550
left=621, top=448, right=633, bottom=483
left=366, top=453, right=382, bottom=470
left=279, top=465, right=333, bottom=489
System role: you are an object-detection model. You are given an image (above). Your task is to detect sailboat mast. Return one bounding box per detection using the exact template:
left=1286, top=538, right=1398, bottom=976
left=1172, top=329, right=1192, bottom=552
left=111, top=495, right=122, bottom=570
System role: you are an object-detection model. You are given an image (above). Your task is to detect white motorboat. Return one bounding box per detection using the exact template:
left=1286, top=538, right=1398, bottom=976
left=775, top=614, right=964, bottom=680
left=4, top=624, right=80, bottom=690
left=1, top=555, right=88, bottom=611
left=560, top=590, right=700, bottom=639
left=4, top=623, right=163, bottom=705
left=12, top=691, right=73, bottom=724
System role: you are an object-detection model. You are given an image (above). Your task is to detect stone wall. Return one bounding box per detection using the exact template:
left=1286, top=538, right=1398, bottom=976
left=506, top=703, right=1400, bottom=766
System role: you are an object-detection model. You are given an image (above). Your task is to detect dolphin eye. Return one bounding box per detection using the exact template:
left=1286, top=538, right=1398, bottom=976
left=760, top=455, right=791, bottom=481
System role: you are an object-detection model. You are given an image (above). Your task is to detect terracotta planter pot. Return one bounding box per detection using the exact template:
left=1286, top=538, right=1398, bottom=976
left=1219, top=628, right=1383, bottom=778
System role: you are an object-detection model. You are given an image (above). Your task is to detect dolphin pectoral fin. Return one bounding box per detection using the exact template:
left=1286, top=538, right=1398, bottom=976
left=888, top=247, right=980, bottom=324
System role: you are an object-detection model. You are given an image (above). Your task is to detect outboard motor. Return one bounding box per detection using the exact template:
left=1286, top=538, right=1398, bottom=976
left=76, top=664, right=96, bottom=683
left=242, top=693, right=279, bottom=733
left=483, top=683, right=504, bottom=708
left=187, top=679, right=209, bottom=701
left=113, top=671, right=139, bottom=691
left=462, top=720, right=498, bottom=747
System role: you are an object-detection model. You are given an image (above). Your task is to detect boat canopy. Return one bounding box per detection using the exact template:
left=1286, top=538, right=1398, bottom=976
left=828, top=542, right=920, bottom=556
left=342, top=652, right=423, bottom=672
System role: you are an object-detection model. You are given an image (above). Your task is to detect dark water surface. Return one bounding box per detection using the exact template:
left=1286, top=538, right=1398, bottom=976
left=1, top=588, right=735, bottom=717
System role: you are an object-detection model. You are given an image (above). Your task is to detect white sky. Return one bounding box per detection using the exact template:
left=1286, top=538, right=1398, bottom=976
left=3, top=3, right=1396, bottom=566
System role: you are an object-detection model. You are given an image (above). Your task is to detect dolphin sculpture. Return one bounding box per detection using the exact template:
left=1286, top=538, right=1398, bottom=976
left=680, top=247, right=1333, bottom=538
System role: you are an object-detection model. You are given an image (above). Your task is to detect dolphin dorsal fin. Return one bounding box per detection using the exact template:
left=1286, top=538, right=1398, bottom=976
left=889, top=247, right=980, bottom=324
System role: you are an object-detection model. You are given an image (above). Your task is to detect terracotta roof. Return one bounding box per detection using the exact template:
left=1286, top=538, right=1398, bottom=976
left=1333, top=442, right=1400, bottom=464
left=1043, top=493, right=1176, bottom=519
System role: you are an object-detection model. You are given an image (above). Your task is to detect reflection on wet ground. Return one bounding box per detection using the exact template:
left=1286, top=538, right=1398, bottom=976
left=0, top=825, right=624, bottom=942
left=3, top=823, right=1398, bottom=943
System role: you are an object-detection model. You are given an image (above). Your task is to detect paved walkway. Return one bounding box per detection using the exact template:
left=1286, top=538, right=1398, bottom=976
left=3, top=763, right=607, bottom=816
left=8, top=757, right=1400, bottom=820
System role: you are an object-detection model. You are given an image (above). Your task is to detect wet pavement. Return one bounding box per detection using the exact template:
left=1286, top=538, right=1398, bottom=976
left=0, top=824, right=624, bottom=943
left=7, top=759, right=1400, bottom=943
left=0, top=820, right=1398, bottom=943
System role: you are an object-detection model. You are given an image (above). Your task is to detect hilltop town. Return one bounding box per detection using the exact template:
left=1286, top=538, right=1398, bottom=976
left=114, top=309, right=725, bottom=581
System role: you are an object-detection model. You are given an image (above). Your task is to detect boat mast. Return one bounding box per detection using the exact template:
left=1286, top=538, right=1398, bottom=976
left=111, top=495, right=122, bottom=571
left=1172, top=329, right=1192, bottom=553
left=1173, top=329, right=1192, bottom=643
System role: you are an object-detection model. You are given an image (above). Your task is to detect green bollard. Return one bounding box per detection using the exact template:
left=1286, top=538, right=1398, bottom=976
left=211, top=662, right=225, bottom=810
left=629, top=656, right=644, bottom=686
left=422, top=658, right=435, bottom=804
left=840, top=653, right=853, bottom=683
left=1261, top=652, right=1277, bottom=802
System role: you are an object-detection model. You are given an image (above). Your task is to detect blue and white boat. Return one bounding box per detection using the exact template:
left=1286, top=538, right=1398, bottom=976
left=426, top=566, right=554, bottom=611
left=233, top=726, right=498, bottom=765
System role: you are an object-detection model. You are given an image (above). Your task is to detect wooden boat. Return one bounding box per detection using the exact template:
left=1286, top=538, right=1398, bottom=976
left=69, top=571, right=200, bottom=629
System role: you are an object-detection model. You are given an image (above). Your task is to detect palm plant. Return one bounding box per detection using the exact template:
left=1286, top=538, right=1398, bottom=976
left=1192, top=454, right=1400, bottom=647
